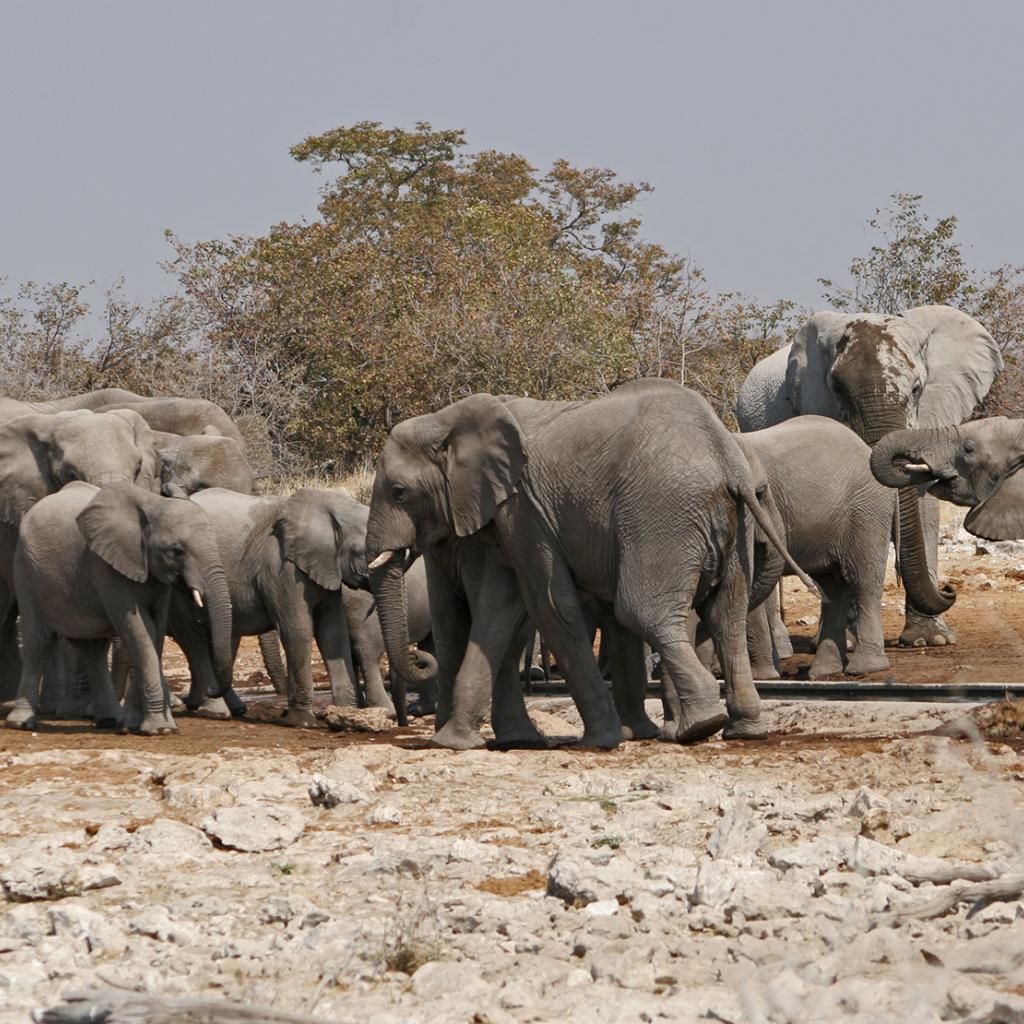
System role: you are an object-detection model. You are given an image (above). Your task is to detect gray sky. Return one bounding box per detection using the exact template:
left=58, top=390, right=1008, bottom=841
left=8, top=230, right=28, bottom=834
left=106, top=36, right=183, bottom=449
left=2, top=0, right=1022, bottom=311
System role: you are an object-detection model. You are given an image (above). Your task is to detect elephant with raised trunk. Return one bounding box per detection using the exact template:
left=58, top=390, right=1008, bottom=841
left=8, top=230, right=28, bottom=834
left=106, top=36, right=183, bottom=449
left=5, top=482, right=233, bottom=734
left=872, top=417, right=1024, bottom=541
left=737, top=305, right=1002, bottom=647
left=367, top=380, right=818, bottom=748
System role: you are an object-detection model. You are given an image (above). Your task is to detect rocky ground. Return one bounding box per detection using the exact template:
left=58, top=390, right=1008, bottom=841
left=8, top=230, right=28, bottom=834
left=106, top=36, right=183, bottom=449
left=2, top=697, right=1024, bottom=1024
left=4, top=509, right=1024, bottom=1023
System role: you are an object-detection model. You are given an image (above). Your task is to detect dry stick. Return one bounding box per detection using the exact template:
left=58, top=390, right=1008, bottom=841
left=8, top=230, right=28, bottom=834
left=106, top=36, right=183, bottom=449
left=35, top=989, right=336, bottom=1024
left=877, top=874, right=1024, bottom=926
left=900, top=863, right=1007, bottom=886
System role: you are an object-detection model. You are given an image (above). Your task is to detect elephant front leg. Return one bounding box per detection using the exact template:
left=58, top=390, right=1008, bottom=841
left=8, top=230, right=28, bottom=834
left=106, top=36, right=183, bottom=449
left=117, top=613, right=176, bottom=736
left=0, top=586, right=22, bottom=702
left=901, top=493, right=956, bottom=647
left=746, top=603, right=780, bottom=680
left=170, top=605, right=234, bottom=719
left=315, top=596, right=358, bottom=715
left=4, top=611, right=52, bottom=732
left=275, top=613, right=318, bottom=729
left=73, top=639, right=122, bottom=729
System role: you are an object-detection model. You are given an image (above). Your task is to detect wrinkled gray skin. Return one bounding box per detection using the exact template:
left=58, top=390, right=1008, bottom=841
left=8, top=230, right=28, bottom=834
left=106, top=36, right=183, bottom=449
left=368, top=380, right=818, bottom=748
left=0, top=410, right=163, bottom=704
left=5, top=482, right=232, bottom=734
left=341, top=556, right=432, bottom=717
left=872, top=417, right=1024, bottom=542
left=737, top=305, right=1002, bottom=647
left=736, top=417, right=895, bottom=679
left=155, top=432, right=255, bottom=497
left=172, top=488, right=368, bottom=727
left=0, top=389, right=246, bottom=450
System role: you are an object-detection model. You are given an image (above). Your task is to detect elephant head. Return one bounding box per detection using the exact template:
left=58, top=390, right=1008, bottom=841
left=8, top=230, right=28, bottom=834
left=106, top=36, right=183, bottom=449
left=277, top=488, right=369, bottom=591
left=784, top=305, right=1002, bottom=614
left=0, top=409, right=163, bottom=525
left=157, top=434, right=255, bottom=497
left=872, top=417, right=1024, bottom=541
left=76, top=482, right=234, bottom=695
left=366, top=394, right=526, bottom=723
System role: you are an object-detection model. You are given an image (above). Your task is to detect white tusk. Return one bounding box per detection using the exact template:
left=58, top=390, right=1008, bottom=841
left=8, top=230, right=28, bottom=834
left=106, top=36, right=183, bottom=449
left=191, top=588, right=204, bottom=609
left=904, top=463, right=932, bottom=473
left=368, top=551, right=395, bottom=571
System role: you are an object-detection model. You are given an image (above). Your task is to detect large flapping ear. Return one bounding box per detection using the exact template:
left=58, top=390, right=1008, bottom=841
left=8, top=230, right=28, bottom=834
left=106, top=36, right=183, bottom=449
left=964, top=466, right=1024, bottom=541
left=784, top=312, right=847, bottom=418
left=279, top=488, right=355, bottom=590
left=76, top=482, right=148, bottom=582
left=0, top=414, right=57, bottom=524
left=905, top=305, right=1004, bottom=427
left=437, top=394, right=527, bottom=538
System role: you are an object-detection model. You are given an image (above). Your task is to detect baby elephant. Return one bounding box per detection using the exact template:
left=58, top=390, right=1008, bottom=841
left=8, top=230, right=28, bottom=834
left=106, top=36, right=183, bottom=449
left=171, top=488, right=369, bottom=727
left=6, top=482, right=233, bottom=734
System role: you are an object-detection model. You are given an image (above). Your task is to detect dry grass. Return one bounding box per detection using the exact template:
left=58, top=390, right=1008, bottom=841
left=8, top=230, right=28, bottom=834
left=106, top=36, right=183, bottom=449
left=262, top=463, right=375, bottom=504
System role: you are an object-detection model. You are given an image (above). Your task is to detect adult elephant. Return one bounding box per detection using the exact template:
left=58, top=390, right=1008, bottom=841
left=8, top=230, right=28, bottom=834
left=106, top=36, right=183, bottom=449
left=0, top=389, right=245, bottom=449
left=156, top=432, right=255, bottom=496
left=6, top=482, right=233, bottom=734
left=367, top=380, right=818, bottom=747
left=0, top=410, right=163, bottom=703
left=736, top=305, right=1003, bottom=648
left=736, top=417, right=895, bottom=679
left=872, top=417, right=1024, bottom=541
left=172, top=488, right=369, bottom=726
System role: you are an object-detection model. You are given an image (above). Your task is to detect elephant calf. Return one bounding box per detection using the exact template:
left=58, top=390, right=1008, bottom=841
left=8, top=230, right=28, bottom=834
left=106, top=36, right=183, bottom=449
left=6, top=482, right=233, bottom=734
left=172, top=488, right=369, bottom=727
left=737, top=417, right=894, bottom=679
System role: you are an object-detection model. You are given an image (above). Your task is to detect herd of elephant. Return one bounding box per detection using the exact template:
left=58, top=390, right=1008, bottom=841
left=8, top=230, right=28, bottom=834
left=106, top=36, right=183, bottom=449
left=0, top=303, right=1021, bottom=749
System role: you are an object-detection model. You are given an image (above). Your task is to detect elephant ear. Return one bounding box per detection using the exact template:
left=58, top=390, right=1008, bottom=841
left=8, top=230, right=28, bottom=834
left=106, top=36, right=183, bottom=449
left=439, top=394, right=527, bottom=538
left=279, top=489, right=349, bottom=590
left=76, top=483, right=149, bottom=582
left=105, top=409, right=162, bottom=487
left=904, top=306, right=1004, bottom=428
left=783, top=312, right=845, bottom=419
left=0, top=415, right=57, bottom=525
left=964, top=466, right=1024, bottom=541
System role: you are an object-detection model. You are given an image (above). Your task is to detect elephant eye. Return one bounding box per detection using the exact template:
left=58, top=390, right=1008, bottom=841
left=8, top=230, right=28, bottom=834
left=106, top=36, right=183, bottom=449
left=392, top=485, right=407, bottom=503
left=963, top=439, right=976, bottom=455
left=172, top=543, right=186, bottom=557
left=911, top=381, right=924, bottom=398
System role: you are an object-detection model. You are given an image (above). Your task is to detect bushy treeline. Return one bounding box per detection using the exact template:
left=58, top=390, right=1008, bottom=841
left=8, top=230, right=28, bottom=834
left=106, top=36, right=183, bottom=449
left=3, top=125, right=1023, bottom=476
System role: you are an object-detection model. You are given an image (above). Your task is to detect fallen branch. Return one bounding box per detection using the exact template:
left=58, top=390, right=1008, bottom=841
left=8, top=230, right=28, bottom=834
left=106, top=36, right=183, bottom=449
left=900, top=863, right=1007, bottom=886
left=34, top=989, right=336, bottom=1024
left=876, top=874, right=1024, bottom=926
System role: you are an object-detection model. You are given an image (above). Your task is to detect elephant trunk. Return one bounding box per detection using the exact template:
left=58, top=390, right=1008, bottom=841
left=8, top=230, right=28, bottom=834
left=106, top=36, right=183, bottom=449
left=370, top=552, right=437, bottom=727
left=850, top=397, right=956, bottom=616
left=870, top=427, right=960, bottom=487
left=200, top=563, right=234, bottom=697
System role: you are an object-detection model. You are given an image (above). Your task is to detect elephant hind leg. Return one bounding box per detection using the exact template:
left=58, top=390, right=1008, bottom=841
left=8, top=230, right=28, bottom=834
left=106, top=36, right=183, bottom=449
left=0, top=589, right=22, bottom=702
left=72, top=639, right=121, bottom=729
left=809, top=575, right=851, bottom=679
left=5, top=607, right=53, bottom=731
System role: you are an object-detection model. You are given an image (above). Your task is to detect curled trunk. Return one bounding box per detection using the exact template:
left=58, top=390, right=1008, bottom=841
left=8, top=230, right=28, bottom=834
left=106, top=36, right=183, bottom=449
left=370, top=554, right=437, bottom=727
left=870, top=427, right=959, bottom=487
left=855, top=405, right=955, bottom=615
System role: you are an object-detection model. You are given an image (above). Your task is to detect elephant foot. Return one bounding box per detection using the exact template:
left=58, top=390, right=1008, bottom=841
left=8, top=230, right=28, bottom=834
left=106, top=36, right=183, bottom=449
left=281, top=707, right=318, bottom=729
left=407, top=698, right=437, bottom=718
left=93, top=716, right=122, bottom=730
left=365, top=699, right=397, bottom=719
left=750, top=662, right=780, bottom=680
left=620, top=715, right=661, bottom=741
left=845, top=650, right=889, bottom=676
left=492, top=720, right=548, bottom=749
left=430, top=721, right=486, bottom=750
left=169, top=692, right=187, bottom=711
left=723, top=715, right=768, bottom=740
left=661, top=707, right=728, bottom=745
left=195, top=696, right=232, bottom=720
left=575, top=728, right=623, bottom=750
left=899, top=613, right=957, bottom=648
left=224, top=690, right=248, bottom=717
left=137, top=713, right=177, bottom=736
left=808, top=644, right=845, bottom=679
left=5, top=704, right=37, bottom=730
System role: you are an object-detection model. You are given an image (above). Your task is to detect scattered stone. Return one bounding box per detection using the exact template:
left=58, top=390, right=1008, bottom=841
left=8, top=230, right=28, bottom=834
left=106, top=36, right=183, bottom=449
left=201, top=806, right=305, bottom=852
left=0, top=851, right=121, bottom=902
left=323, top=705, right=393, bottom=733
left=367, top=803, right=403, bottom=825
left=308, top=774, right=369, bottom=808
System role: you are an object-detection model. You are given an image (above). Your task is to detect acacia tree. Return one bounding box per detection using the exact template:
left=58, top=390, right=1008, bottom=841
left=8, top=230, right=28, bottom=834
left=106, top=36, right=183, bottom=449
left=167, top=122, right=709, bottom=467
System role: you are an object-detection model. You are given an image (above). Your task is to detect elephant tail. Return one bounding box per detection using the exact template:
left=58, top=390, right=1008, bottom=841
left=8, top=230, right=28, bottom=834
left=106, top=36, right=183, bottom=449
left=737, top=485, right=824, bottom=602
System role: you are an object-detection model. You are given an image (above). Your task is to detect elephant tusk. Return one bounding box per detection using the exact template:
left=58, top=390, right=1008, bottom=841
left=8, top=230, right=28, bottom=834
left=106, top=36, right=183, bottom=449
left=368, top=551, right=395, bottom=571
left=903, top=463, right=933, bottom=473
left=191, top=588, right=204, bottom=609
